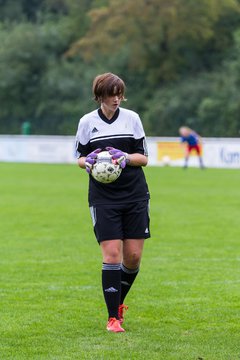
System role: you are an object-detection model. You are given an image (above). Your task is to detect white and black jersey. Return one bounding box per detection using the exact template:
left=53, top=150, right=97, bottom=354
left=75, top=107, right=150, bottom=206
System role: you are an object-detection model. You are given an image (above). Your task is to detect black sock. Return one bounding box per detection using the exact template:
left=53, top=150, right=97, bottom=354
left=102, top=263, right=121, bottom=319
left=120, top=263, right=139, bottom=304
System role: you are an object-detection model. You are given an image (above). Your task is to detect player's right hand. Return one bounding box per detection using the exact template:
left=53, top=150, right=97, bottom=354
left=85, top=148, right=102, bottom=174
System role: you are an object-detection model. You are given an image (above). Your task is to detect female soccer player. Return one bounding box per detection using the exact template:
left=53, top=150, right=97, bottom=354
left=75, top=73, right=150, bottom=333
left=179, top=126, right=205, bottom=168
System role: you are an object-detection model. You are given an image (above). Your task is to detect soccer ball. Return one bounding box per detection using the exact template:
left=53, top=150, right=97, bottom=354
left=91, top=151, right=122, bottom=183
left=162, top=155, right=171, bottom=166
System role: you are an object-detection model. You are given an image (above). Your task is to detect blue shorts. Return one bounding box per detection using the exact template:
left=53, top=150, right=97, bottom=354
left=89, top=200, right=150, bottom=243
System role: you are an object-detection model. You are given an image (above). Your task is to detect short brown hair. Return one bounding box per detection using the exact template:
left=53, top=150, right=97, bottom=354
left=92, top=73, right=126, bottom=102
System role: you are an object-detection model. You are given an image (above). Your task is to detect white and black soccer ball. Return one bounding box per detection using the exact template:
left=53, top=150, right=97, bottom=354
left=91, top=150, right=122, bottom=184
left=162, top=155, right=171, bottom=166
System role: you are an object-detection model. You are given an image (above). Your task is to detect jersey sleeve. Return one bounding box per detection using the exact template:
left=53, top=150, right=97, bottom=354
left=132, top=113, right=148, bottom=156
left=75, top=116, right=92, bottom=158
left=132, top=137, right=148, bottom=156
left=133, top=113, right=146, bottom=139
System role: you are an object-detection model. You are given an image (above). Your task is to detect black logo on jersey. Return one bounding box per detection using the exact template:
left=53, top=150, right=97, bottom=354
left=92, top=127, right=99, bottom=133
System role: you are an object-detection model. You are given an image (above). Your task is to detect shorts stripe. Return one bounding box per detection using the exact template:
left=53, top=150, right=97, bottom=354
left=90, top=206, right=97, bottom=227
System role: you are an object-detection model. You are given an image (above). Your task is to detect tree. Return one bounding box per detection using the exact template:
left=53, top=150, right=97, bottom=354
left=197, top=29, right=240, bottom=137
left=67, top=0, right=240, bottom=84
left=0, top=0, right=240, bottom=135
left=142, top=29, right=240, bottom=137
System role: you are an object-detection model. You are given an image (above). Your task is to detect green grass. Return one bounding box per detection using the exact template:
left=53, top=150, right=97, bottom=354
left=0, top=163, right=240, bottom=359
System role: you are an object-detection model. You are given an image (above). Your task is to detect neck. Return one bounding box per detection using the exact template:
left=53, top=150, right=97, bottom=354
left=101, top=106, right=115, bottom=120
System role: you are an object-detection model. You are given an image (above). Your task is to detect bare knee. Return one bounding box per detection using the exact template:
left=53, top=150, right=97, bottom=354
left=123, top=251, right=141, bottom=269
left=123, top=239, right=144, bottom=269
left=104, top=249, right=122, bottom=263
left=101, top=240, right=122, bottom=264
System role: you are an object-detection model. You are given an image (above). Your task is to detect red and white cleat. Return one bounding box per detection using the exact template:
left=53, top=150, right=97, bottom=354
left=118, top=304, right=128, bottom=325
left=106, top=317, right=125, bottom=333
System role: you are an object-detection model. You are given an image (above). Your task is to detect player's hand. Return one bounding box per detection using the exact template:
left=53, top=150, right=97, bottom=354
left=106, top=147, right=128, bottom=169
left=85, top=148, right=102, bottom=174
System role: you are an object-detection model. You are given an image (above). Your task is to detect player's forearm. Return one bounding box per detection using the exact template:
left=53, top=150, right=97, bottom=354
left=127, top=153, right=148, bottom=167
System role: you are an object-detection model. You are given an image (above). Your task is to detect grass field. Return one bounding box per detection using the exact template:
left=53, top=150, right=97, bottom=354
left=0, top=162, right=240, bottom=360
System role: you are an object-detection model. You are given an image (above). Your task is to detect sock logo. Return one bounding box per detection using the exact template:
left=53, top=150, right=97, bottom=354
left=104, top=287, right=118, bottom=293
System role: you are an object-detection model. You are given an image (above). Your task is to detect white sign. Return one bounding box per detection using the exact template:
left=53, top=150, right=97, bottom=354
left=0, top=135, right=75, bottom=164
left=0, top=135, right=239, bottom=169
left=204, top=140, right=240, bottom=168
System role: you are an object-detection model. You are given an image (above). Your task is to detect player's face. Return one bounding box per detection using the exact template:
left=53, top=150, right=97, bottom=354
left=180, top=128, right=189, bottom=137
left=101, top=95, right=122, bottom=116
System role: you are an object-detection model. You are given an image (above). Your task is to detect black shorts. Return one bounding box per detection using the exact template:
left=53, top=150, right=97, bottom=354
left=89, top=200, right=150, bottom=243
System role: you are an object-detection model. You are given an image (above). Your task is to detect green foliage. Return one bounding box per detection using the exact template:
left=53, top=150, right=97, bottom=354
left=197, top=29, right=240, bottom=137
left=0, top=23, right=47, bottom=131
left=71, top=0, right=240, bottom=80
left=0, top=163, right=240, bottom=359
left=36, top=60, right=98, bottom=134
left=0, top=0, right=240, bottom=135
left=0, top=17, right=93, bottom=134
left=142, top=28, right=240, bottom=137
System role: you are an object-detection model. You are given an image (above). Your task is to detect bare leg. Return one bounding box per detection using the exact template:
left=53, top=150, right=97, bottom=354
left=120, top=239, right=145, bottom=304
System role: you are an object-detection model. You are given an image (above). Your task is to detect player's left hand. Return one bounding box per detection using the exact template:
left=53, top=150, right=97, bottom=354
left=106, top=147, right=128, bottom=169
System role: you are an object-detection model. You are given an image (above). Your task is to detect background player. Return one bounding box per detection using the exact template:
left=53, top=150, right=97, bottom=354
left=179, top=126, right=205, bottom=169
left=75, top=73, right=150, bottom=333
